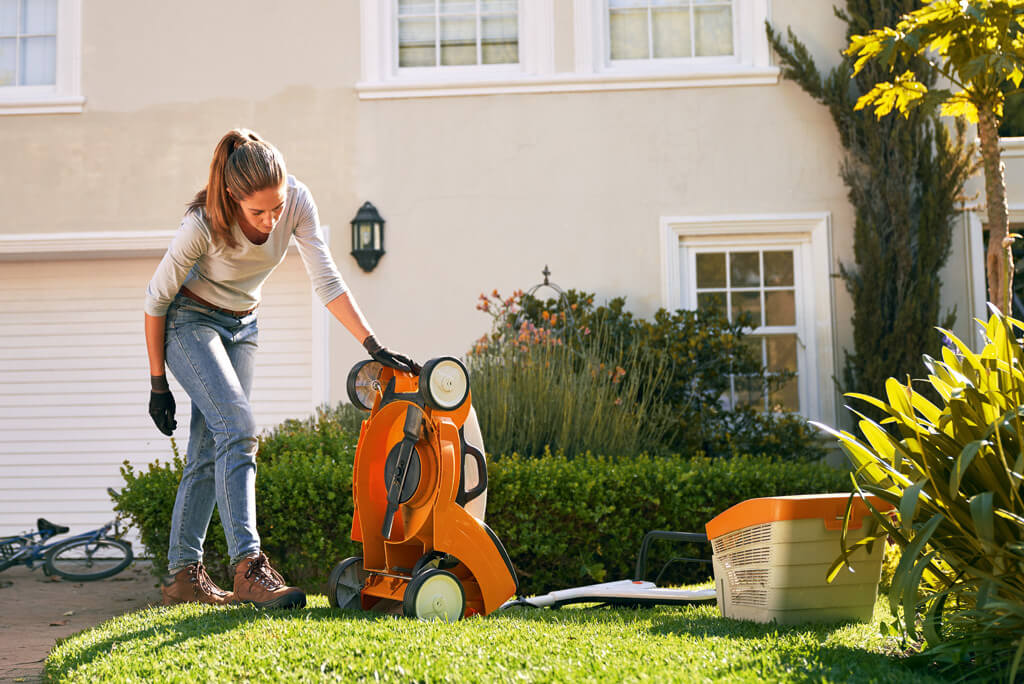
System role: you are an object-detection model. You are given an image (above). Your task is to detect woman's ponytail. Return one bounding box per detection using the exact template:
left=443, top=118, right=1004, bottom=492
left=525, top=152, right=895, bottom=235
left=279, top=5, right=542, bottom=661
left=188, top=129, right=287, bottom=248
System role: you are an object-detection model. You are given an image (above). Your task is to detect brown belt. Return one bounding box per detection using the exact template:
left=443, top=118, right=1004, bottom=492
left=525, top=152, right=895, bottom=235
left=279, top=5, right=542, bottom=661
left=179, top=286, right=257, bottom=317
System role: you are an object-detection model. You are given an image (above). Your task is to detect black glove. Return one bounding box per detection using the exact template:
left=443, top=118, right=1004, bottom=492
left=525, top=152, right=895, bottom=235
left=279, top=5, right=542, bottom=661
left=148, top=376, right=177, bottom=435
left=363, top=335, right=421, bottom=374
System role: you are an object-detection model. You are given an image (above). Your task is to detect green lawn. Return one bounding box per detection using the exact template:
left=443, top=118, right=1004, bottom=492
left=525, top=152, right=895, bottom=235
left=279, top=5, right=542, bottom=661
left=45, top=595, right=945, bottom=683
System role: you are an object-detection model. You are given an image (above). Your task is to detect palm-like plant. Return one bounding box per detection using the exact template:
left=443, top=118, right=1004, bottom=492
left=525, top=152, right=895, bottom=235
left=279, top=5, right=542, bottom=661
left=815, top=311, right=1024, bottom=681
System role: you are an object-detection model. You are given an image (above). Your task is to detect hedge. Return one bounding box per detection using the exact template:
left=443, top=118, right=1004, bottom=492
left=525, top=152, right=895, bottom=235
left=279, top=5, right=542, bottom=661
left=117, top=422, right=849, bottom=596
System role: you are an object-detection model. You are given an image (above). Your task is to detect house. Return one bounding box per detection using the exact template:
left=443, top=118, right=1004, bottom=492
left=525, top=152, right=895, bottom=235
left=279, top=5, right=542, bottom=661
left=0, top=0, right=997, bottom=540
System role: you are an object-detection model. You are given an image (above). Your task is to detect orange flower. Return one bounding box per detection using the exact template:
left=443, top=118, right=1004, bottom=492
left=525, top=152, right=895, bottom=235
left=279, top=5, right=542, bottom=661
left=542, top=310, right=550, bottom=321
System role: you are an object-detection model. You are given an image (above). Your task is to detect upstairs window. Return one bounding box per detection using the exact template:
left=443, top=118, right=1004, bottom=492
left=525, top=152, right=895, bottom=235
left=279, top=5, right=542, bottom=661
left=608, top=0, right=733, bottom=61
left=0, top=0, right=57, bottom=87
left=397, top=0, right=519, bottom=68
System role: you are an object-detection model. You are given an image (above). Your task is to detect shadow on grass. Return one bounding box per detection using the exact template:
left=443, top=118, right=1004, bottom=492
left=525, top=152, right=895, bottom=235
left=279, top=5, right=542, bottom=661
left=45, top=604, right=390, bottom=680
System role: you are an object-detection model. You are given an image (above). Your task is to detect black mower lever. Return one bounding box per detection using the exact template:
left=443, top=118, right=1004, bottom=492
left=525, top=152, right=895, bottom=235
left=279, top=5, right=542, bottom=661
left=381, top=405, right=423, bottom=540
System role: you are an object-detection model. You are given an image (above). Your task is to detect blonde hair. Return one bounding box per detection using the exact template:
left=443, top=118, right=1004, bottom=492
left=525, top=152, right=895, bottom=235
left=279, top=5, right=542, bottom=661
left=188, top=129, right=286, bottom=248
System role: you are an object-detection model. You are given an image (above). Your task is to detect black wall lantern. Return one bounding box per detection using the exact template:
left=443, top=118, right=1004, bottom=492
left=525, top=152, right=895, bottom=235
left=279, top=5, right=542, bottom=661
left=350, top=201, right=385, bottom=272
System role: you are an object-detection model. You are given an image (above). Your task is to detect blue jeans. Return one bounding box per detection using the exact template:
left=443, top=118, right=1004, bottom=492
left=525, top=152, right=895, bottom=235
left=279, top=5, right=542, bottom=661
left=164, top=295, right=261, bottom=572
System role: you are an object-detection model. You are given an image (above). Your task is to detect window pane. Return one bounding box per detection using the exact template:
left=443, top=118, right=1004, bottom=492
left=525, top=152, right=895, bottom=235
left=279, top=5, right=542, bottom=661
left=482, top=0, right=517, bottom=12
left=399, top=18, right=436, bottom=67
left=610, top=0, right=647, bottom=7
left=697, top=291, right=725, bottom=312
left=742, top=334, right=765, bottom=366
left=766, top=334, right=796, bottom=373
left=696, top=252, right=725, bottom=288
left=652, top=8, right=690, bottom=58
left=398, top=0, right=434, bottom=14
left=481, top=14, right=517, bottom=64
left=0, top=37, right=14, bottom=85
left=770, top=377, right=799, bottom=412
left=763, top=250, right=793, bottom=286
left=21, top=0, right=56, bottom=34
left=764, top=290, right=795, bottom=326
left=730, top=252, right=759, bottom=287
left=609, top=9, right=648, bottom=60
left=731, top=291, right=760, bottom=325
left=0, top=0, right=17, bottom=36
left=440, top=15, right=476, bottom=65
left=20, top=34, right=54, bottom=85
left=694, top=5, right=732, bottom=56
left=735, top=376, right=765, bottom=410
left=440, top=0, right=475, bottom=13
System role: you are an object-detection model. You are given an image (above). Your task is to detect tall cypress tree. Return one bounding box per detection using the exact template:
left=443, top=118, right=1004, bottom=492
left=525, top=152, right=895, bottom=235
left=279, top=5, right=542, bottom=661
left=767, top=2, right=974, bottom=410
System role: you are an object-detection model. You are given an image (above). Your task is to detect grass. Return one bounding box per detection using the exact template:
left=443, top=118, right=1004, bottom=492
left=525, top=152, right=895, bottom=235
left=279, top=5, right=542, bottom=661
left=44, top=595, right=947, bottom=683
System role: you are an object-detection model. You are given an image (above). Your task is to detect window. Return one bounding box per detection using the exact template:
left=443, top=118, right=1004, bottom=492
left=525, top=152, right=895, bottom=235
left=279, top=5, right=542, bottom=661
left=661, top=213, right=836, bottom=423
left=0, top=0, right=56, bottom=86
left=0, top=0, right=82, bottom=115
left=574, top=0, right=775, bottom=90
left=397, top=0, right=519, bottom=68
left=694, top=248, right=799, bottom=411
left=608, top=0, right=733, bottom=62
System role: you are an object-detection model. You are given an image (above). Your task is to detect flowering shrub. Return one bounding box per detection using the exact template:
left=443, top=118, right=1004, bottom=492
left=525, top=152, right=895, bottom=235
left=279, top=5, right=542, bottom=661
left=470, top=288, right=825, bottom=461
left=467, top=290, right=675, bottom=458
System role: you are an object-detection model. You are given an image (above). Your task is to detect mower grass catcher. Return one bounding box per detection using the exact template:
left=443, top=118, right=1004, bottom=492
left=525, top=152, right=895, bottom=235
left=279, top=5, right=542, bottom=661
left=327, top=357, right=518, bottom=621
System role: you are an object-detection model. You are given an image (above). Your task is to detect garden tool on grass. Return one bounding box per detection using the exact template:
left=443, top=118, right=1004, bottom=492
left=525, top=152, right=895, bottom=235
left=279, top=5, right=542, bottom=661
left=327, top=357, right=517, bottom=621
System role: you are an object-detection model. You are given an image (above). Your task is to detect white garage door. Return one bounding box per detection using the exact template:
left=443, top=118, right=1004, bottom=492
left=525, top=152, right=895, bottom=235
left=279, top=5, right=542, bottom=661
left=0, top=253, right=320, bottom=541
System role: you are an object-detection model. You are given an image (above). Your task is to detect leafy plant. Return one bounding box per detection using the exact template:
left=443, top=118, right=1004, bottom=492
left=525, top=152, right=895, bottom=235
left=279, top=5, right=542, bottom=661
left=472, top=289, right=826, bottom=460
left=815, top=311, right=1024, bottom=681
left=467, top=291, right=676, bottom=458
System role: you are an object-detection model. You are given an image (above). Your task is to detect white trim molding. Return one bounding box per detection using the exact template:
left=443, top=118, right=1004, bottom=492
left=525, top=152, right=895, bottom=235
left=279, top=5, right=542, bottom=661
left=660, top=212, right=836, bottom=424
left=312, top=224, right=333, bottom=408
left=1001, top=137, right=1024, bottom=159
left=0, top=0, right=84, bottom=116
left=0, top=230, right=177, bottom=260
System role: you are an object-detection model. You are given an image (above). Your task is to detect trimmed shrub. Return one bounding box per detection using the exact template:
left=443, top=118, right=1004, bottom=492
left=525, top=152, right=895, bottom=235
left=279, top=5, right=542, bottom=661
left=488, top=450, right=849, bottom=594
left=116, top=410, right=362, bottom=589
left=117, top=410, right=848, bottom=595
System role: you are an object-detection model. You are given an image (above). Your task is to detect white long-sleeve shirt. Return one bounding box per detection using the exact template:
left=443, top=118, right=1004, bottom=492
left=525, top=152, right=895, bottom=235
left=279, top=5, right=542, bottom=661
left=144, top=175, right=347, bottom=317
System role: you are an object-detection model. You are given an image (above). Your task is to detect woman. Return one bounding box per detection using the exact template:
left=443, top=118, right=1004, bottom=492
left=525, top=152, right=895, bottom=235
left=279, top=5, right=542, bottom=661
left=144, top=129, right=416, bottom=609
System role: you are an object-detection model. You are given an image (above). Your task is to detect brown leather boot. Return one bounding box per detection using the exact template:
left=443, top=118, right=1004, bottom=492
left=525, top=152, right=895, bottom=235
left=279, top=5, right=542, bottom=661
left=232, top=552, right=306, bottom=609
left=161, top=562, right=232, bottom=605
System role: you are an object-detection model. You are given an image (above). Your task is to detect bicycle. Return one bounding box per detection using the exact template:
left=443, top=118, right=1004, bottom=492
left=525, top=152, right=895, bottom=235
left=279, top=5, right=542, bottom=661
left=0, top=495, right=133, bottom=582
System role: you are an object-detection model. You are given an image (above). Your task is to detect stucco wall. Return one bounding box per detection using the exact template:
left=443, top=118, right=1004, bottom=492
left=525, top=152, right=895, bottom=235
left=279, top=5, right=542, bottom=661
left=0, top=0, right=984, bottom=419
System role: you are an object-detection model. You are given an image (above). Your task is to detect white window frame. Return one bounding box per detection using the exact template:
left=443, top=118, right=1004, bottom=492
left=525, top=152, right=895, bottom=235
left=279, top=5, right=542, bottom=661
left=575, top=0, right=777, bottom=89
left=0, top=0, right=83, bottom=115
left=660, top=213, right=836, bottom=424
left=358, top=0, right=555, bottom=99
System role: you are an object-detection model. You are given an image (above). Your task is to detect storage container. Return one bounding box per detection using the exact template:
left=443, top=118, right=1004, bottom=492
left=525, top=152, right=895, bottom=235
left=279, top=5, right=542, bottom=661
left=705, top=493, right=893, bottom=624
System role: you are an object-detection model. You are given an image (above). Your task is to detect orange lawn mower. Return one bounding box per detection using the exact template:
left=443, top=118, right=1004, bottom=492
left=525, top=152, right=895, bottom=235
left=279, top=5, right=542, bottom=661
left=326, top=357, right=519, bottom=621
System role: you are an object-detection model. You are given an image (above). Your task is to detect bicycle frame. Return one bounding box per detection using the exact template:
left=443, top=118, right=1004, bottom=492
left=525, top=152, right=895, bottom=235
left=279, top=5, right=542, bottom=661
left=0, top=519, right=121, bottom=573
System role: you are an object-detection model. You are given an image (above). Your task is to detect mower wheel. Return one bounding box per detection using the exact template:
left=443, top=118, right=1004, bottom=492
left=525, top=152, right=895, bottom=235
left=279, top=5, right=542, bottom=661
left=402, top=569, right=465, bottom=622
left=347, top=360, right=385, bottom=411
left=418, top=357, right=470, bottom=411
left=328, top=556, right=368, bottom=610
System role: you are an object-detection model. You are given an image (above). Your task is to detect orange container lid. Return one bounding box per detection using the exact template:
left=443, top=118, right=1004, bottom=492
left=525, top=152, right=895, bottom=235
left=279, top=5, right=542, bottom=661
left=704, top=493, right=895, bottom=539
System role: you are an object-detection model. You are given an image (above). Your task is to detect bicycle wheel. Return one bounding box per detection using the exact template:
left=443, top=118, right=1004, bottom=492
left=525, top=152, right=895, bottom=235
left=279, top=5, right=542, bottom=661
left=44, top=538, right=133, bottom=581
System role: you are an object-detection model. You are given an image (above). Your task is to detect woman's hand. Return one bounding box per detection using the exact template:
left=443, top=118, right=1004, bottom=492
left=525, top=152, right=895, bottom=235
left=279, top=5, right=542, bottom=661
left=363, top=335, right=421, bottom=374
left=148, top=375, right=177, bottom=435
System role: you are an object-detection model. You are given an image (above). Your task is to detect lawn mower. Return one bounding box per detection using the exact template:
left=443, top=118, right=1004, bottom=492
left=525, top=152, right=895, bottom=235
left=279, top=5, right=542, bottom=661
left=327, top=356, right=518, bottom=621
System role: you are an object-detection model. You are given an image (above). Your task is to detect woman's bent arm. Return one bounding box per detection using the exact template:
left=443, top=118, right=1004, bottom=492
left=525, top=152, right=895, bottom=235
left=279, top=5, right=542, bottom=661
left=145, top=313, right=167, bottom=376
left=326, top=292, right=372, bottom=343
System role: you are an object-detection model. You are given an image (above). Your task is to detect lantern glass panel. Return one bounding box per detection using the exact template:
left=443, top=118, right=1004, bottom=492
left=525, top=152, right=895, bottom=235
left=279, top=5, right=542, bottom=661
left=359, top=224, right=373, bottom=249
